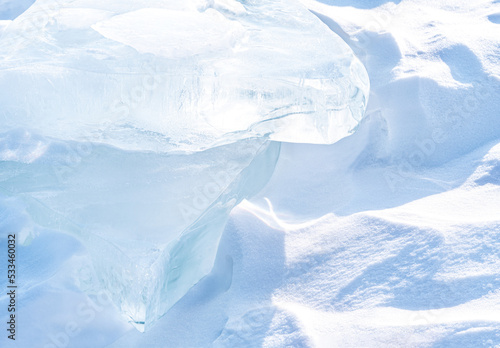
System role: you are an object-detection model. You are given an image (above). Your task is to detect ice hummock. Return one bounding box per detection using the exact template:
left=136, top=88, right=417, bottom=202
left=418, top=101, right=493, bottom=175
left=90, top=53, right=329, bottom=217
left=0, top=0, right=369, bottom=330
left=0, top=0, right=368, bottom=153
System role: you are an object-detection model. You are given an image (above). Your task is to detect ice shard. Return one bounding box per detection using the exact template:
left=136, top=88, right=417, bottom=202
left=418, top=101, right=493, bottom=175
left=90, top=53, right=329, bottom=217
left=0, top=0, right=369, bottom=330
left=0, top=131, right=280, bottom=331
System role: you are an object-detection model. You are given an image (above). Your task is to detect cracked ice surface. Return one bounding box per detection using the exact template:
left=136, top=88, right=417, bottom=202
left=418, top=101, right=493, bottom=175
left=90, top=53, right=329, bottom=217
left=0, top=0, right=368, bottom=330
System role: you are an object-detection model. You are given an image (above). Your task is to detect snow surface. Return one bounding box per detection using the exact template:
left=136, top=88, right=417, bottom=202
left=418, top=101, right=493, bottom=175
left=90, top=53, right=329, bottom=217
left=1, top=0, right=500, bottom=347
left=0, top=0, right=34, bottom=20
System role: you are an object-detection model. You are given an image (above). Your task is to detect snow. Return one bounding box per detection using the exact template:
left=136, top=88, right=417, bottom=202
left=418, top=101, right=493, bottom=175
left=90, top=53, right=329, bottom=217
left=1, top=0, right=500, bottom=347
left=0, top=0, right=34, bottom=20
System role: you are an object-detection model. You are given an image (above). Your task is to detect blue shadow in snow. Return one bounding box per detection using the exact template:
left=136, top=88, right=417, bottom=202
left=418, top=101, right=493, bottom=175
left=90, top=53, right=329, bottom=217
left=332, top=224, right=500, bottom=311
left=316, top=0, right=401, bottom=9
left=432, top=327, right=500, bottom=348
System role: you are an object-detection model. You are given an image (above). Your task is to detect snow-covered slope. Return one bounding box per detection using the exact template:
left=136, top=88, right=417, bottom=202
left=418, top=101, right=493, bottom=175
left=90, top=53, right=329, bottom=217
left=1, top=0, right=500, bottom=347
